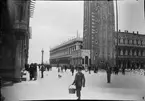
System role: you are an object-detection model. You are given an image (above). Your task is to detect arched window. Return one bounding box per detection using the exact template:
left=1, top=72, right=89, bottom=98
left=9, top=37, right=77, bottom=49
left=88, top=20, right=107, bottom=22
left=125, top=39, right=128, bottom=44
left=120, top=49, right=123, bottom=55
left=130, top=40, right=132, bottom=44
left=134, top=50, right=136, bottom=56
left=120, top=38, right=123, bottom=44
left=134, top=40, right=136, bottom=45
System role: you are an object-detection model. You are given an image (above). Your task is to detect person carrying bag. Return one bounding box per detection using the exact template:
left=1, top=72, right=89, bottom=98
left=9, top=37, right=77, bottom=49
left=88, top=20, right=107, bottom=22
left=72, top=67, right=85, bottom=100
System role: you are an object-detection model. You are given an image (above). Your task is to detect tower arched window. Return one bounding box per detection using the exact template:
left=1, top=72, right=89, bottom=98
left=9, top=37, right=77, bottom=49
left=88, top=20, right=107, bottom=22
left=120, top=49, right=123, bottom=55
left=134, top=50, right=137, bottom=56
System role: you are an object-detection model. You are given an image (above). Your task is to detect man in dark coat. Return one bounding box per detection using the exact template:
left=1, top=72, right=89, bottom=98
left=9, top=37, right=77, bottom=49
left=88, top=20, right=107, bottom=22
left=33, top=63, right=37, bottom=80
left=94, top=64, right=98, bottom=73
left=29, top=63, right=34, bottom=80
left=41, top=65, right=45, bottom=78
left=106, top=63, right=112, bottom=83
left=88, top=65, right=91, bottom=74
left=70, top=65, right=74, bottom=76
left=72, top=67, right=85, bottom=100
left=65, top=65, right=67, bottom=72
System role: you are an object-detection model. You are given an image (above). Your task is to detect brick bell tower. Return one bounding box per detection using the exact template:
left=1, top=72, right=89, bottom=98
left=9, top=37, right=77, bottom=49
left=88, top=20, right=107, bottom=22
left=83, top=0, right=115, bottom=67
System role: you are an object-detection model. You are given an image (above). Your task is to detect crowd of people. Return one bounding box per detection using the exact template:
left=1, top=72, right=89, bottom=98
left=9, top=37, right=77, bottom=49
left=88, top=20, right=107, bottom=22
left=21, top=62, right=145, bottom=100
left=23, top=63, right=52, bottom=80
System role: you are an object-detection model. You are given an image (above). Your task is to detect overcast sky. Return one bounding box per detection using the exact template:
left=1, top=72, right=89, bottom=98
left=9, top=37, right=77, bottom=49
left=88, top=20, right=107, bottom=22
left=28, top=0, right=145, bottom=64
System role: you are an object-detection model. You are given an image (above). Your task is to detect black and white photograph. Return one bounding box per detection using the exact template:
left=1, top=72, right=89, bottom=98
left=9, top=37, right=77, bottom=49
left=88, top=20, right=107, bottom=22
left=0, top=0, right=145, bottom=100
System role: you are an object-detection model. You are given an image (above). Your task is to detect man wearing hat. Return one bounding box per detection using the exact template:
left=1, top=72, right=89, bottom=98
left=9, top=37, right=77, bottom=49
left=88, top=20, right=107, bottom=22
left=72, top=66, right=86, bottom=100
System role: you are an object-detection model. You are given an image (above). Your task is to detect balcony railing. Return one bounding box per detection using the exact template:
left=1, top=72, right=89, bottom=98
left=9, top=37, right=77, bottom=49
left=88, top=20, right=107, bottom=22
left=116, top=43, right=145, bottom=47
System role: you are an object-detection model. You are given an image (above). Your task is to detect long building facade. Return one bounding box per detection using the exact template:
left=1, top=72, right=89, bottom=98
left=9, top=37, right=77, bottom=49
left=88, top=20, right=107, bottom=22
left=83, top=0, right=116, bottom=67
left=49, top=37, right=90, bottom=67
left=116, top=30, right=145, bottom=69
left=0, top=0, right=35, bottom=82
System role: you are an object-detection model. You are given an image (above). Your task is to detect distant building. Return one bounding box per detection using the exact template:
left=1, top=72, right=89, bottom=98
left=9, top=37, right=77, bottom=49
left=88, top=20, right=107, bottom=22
left=116, top=30, right=145, bottom=69
left=83, top=0, right=116, bottom=66
left=50, top=30, right=145, bottom=69
left=49, top=37, right=90, bottom=67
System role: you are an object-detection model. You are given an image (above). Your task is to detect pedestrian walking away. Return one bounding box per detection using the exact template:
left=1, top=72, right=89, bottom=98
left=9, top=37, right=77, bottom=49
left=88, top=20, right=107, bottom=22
left=33, top=63, right=37, bottom=80
left=72, top=67, right=85, bottom=100
left=58, top=67, right=62, bottom=78
left=71, top=65, right=74, bottom=76
left=65, top=65, right=67, bottom=72
left=106, top=62, right=112, bottom=83
left=41, top=65, right=45, bottom=78
left=88, top=65, right=91, bottom=74
left=29, top=63, right=34, bottom=80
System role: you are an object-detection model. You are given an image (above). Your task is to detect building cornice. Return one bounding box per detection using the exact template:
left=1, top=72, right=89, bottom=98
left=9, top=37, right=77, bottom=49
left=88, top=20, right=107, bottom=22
left=50, top=37, right=83, bottom=52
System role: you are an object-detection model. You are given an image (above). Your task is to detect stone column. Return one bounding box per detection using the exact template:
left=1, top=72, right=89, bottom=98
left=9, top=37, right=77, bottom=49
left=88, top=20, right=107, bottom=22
left=14, top=40, right=22, bottom=82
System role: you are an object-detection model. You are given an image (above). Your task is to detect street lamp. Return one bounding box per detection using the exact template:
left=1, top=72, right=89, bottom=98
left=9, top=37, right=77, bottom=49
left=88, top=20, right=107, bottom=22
left=41, top=49, right=44, bottom=65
